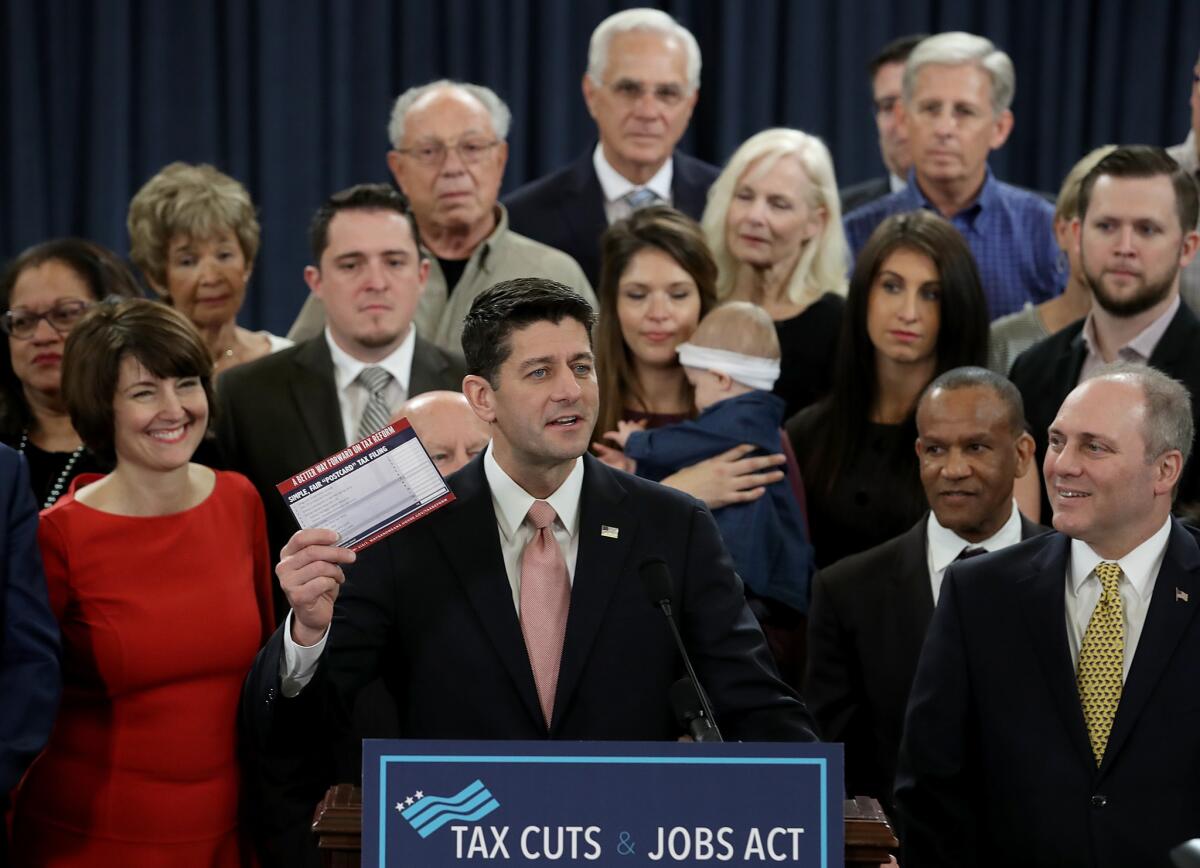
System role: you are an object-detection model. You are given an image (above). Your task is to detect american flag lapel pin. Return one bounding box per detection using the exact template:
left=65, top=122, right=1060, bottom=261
left=600, top=525, right=619, bottom=539
left=1177, top=587, right=1190, bottom=603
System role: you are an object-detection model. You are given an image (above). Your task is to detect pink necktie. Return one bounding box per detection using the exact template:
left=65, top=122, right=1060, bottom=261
left=519, top=500, right=570, bottom=728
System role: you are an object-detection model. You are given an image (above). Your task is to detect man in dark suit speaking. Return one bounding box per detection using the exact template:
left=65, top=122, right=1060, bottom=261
left=896, top=362, right=1200, bottom=868
left=805, top=367, right=1044, bottom=813
left=242, top=279, right=815, bottom=854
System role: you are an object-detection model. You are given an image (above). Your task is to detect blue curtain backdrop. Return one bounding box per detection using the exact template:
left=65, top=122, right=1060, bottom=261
left=3, top=0, right=1198, bottom=334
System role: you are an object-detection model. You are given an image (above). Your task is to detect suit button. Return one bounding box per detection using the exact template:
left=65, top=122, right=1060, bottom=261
left=266, top=687, right=276, bottom=705
left=1090, top=795, right=1107, bottom=808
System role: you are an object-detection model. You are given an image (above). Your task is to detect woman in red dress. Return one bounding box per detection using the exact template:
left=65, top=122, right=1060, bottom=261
left=12, top=298, right=272, bottom=867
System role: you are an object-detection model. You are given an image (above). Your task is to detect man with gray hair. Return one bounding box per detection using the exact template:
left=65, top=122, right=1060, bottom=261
left=288, top=79, right=595, bottom=350
left=897, top=361, right=1200, bottom=867
left=844, top=31, right=1059, bottom=319
left=504, top=7, right=719, bottom=285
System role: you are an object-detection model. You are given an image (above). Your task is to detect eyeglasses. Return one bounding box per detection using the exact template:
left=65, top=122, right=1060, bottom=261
left=2, top=299, right=94, bottom=339
left=605, top=79, right=689, bottom=107
left=396, top=139, right=501, bottom=166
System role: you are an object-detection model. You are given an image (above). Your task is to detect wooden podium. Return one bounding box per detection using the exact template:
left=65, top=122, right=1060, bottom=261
left=311, top=784, right=898, bottom=867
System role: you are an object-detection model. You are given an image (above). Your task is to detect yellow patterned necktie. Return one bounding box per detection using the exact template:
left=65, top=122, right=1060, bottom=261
left=1077, top=562, right=1125, bottom=765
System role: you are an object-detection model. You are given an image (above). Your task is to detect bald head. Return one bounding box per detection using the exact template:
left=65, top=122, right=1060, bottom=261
left=394, top=390, right=491, bottom=476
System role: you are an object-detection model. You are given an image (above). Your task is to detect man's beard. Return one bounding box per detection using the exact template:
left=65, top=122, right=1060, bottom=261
left=1085, top=261, right=1179, bottom=317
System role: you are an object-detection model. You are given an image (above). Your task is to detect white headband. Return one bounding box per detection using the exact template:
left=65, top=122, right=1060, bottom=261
left=676, top=342, right=781, bottom=391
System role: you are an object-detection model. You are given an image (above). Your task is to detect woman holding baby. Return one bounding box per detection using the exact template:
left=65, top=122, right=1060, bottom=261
left=592, top=205, right=791, bottom=510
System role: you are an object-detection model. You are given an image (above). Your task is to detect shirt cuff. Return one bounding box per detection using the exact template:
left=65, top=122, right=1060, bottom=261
left=280, top=611, right=329, bottom=698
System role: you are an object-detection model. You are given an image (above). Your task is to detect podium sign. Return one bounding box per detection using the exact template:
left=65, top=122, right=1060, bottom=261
left=363, top=740, right=843, bottom=867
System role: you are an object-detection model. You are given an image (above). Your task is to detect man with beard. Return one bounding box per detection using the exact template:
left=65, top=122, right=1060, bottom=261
left=1010, top=145, right=1200, bottom=518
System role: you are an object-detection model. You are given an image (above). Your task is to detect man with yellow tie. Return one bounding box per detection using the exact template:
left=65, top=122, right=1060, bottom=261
left=895, top=361, right=1200, bottom=868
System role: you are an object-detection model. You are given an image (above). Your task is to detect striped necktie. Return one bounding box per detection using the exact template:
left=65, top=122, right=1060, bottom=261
left=1077, top=561, right=1125, bottom=764
left=355, top=366, right=394, bottom=441
left=623, top=187, right=658, bottom=210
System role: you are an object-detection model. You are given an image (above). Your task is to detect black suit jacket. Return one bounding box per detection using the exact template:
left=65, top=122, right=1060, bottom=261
left=503, top=148, right=720, bottom=285
left=838, top=176, right=892, bottom=215
left=805, top=512, right=1045, bottom=810
left=1009, top=301, right=1200, bottom=519
left=215, top=334, right=466, bottom=607
left=895, top=521, right=1200, bottom=868
left=241, top=453, right=815, bottom=845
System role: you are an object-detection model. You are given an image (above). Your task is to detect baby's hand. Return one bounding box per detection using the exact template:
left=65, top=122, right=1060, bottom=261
left=610, top=419, right=647, bottom=448
left=593, top=441, right=637, bottom=473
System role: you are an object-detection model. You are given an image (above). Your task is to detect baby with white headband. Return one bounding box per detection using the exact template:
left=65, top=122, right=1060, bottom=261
left=603, top=301, right=814, bottom=615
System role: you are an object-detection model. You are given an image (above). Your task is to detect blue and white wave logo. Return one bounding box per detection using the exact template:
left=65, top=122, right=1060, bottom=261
left=400, top=779, right=501, bottom=839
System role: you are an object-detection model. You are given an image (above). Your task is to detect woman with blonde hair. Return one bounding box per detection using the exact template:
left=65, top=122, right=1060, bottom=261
left=127, top=161, right=290, bottom=374
left=701, top=128, right=849, bottom=416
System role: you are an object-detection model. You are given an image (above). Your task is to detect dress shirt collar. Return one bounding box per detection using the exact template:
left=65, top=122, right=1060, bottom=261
left=324, top=323, right=416, bottom=394
left=484, top=444, right=584, bottom=543
left=593, top=143, right=674, bottom=205
left=906, top=165, right=997, bottom=228
left=1068, top=515, right=1172, bottom=602
left=888, top=172, right=907, bottom=194
left=927, top=499, right=1023, bottom=574
left=1080, top=295, right=1180, bottom=364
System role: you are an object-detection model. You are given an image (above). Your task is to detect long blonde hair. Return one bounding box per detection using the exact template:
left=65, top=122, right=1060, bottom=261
left=701, top=128, right=848, bottom=306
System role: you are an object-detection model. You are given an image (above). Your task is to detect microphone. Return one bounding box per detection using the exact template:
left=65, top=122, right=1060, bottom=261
left=669, top=677, right=721, bottom=743
left=640, top=557, right=724, bottom=742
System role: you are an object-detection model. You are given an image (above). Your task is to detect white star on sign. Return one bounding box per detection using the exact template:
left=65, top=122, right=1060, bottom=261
left=395, top=802, right=404, bottom=813
left=404, top=796, right=415, bottom=806
left=415, top=790, right=424, bottom=799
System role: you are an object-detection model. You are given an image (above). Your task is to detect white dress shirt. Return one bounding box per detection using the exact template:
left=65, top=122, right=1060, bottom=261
left=593, top=143, right=674, bottom=225
left=280, top=443, right=584, bottom=695
left=926, top=500, right=1024, bottom=603
left=325, top=325, right=416, bottom=446
left=1065, top=516, right=1171, bottom=680
left=888, top=172, right=907, bottom=194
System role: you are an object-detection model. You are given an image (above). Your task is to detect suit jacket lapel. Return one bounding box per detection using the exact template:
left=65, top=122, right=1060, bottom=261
left=564, top=151, right=608, bottom=279
left=1147, top=302, right=1198, bottom=370
left=290, top=338, right=349, bottom=457
left=409, top=336, right=450, bottom=396
left=890, top=517, right=935, bottom=658
left=551, top=455, right=633, bottom=732
left=431, top=457, right=545, bottom=728
left=1017, top=534, right=1095, bottom=769
left=671, top=153, right=709, bottom=218
left=1101, top=520, right=1200, bottom=772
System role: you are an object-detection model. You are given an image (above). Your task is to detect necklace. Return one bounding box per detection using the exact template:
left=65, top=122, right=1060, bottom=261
left=17, top=429, right=86, bottom=509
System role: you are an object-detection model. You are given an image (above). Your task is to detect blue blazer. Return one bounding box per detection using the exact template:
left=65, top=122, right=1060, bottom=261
left=623, top=392, right=814, bottom=613
left=0, top=444, right=60, bottom=793
left=896, top=520, right=1200, bottom=868
left=504, top=147, right=720, bottom=286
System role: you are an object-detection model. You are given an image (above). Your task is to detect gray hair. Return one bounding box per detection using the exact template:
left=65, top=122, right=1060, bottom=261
left=586, top=8, right=701, bottom=92
left=387, top=80, right=512, bottom=148
left=1086, top=361, right=1194, bottom=469
left=902, top=32, right=1016, bottom=116
left=919, top=366, right=1028, bottom=436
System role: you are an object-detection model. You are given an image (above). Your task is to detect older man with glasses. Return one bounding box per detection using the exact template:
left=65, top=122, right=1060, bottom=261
left=504, top=8, right=720, bottom=286
left=287, top=80, right=594, bottom=352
